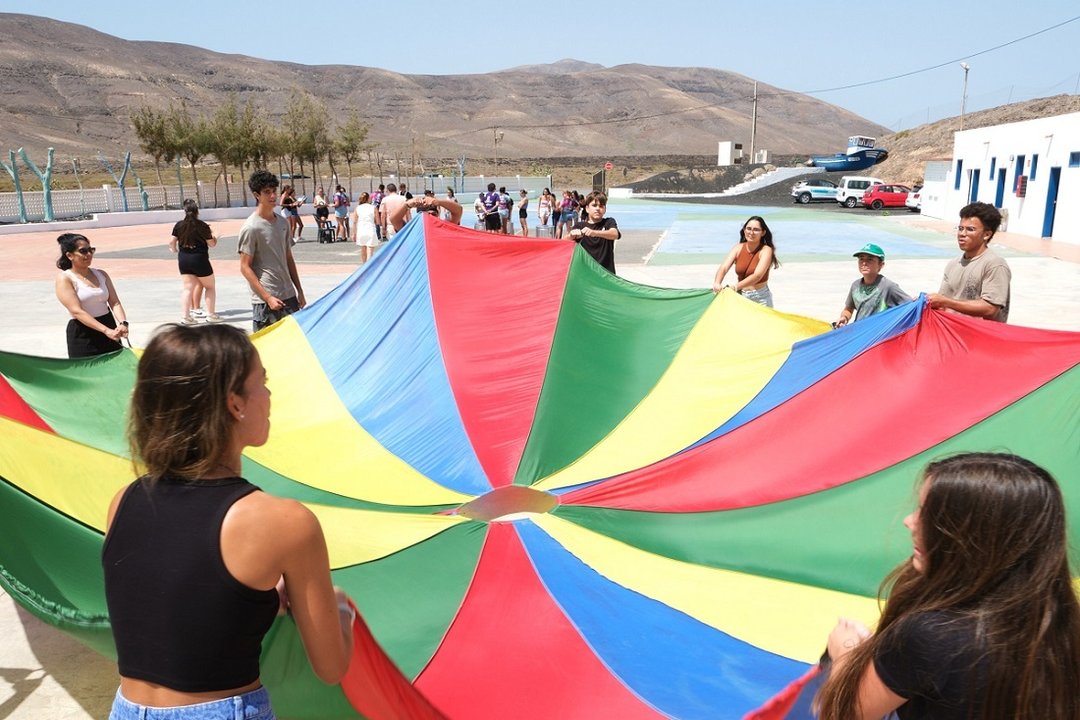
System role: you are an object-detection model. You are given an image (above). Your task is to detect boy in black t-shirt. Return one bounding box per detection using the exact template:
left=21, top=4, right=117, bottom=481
left=569, top=191, right=621, bottom=274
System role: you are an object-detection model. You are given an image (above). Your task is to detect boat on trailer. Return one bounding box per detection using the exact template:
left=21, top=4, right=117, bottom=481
left=808, top=136, right=889, bottom=172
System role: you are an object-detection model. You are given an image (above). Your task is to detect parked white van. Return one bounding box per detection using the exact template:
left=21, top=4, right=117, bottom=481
left=836, top=176, right=884, bottom=208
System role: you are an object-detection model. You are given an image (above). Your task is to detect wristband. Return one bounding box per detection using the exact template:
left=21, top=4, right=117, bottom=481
left=120, top=321, right=129, bottom=327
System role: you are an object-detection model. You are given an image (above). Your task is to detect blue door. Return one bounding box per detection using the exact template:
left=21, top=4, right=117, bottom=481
left=995, top=169, right=1006, bottom=207
left=1042, top=167, right=1060, bottom=238
left=1014, top=155, right=1026, bottom=191
left=970, top=169, right=980, bottom=202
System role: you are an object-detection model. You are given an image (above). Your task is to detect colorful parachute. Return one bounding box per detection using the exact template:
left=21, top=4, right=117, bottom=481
left=1, top=214, right=1078, bottom=720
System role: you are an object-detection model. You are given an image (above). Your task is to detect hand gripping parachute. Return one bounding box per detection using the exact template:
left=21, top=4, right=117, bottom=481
left=1, top=214, right=1078, bottom=720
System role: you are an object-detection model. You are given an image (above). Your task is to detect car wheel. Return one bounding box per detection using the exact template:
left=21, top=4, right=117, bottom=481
left=798, top=193, right=811, bottom=204
left=844, top=197, right=858, bottom=208
left=871, top=200, right=884, bottom=210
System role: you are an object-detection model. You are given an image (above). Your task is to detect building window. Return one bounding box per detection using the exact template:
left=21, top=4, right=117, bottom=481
left=955, top=159, right=963, bottom=190
left=1031, top=154, right=1039, bottom=180
left=989, top=157, right=996, bottom=178
left=1070, top=152, right=1080, bottom=168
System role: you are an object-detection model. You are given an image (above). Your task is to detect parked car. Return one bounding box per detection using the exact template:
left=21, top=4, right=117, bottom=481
left=905, top=184, right=923, bottom=212
left=791, top=178, right=838, bottom=204
left=861, top=184, right=912, bottom=210
left=836, top=176, right=884, bottom=208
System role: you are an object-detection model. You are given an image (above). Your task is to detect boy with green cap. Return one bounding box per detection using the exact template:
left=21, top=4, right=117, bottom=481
left=834, top=243, right=913, bottom=327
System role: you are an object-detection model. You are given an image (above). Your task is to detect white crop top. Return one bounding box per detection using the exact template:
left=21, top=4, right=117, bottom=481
left=66, top=268, right=111, bottom=317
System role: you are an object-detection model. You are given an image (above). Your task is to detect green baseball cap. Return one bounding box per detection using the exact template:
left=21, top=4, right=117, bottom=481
left=853, top=243, right=885, bottom=260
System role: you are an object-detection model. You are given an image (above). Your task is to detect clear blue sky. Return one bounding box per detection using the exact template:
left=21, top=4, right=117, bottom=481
left=4, top=0, right=1078, bottom=130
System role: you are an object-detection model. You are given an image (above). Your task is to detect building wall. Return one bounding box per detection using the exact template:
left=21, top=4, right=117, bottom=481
left=927, top=111, right=1080, bottom=243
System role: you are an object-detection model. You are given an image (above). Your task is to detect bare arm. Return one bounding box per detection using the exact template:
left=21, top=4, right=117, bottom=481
left=926, top=294, right=1001, bottom=318
left=712, top=245, right=742, bottom=293
left=436, top=198, right=463, bottom=225
left=277, top=504, right=352, bottom=684
left=169, top=235, right=179, bottom=253
left=285, top=247, right=306, bottom=309
left=101, top=271, right=129, bottom=335
left=389, top=199, right=413, bottom=232
left=222, top=496, right=353, bottom=685
left=574, top=224, right=619, bottom=241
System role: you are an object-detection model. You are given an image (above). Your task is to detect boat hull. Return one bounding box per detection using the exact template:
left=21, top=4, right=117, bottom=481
left=809, top=148, right=889, bottom=172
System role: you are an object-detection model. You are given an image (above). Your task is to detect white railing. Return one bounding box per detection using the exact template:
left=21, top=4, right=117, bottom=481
left=0, top=174, right=554, bottom=225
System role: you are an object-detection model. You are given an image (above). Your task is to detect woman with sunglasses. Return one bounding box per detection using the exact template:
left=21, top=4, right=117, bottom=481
left=54, top=232, right=129, bottom=357
left=711, top=215, right=781, bottom=307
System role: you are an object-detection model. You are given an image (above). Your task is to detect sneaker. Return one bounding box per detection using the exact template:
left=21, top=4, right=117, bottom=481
left=191, top=308, right=206, bottom=318
left=179, top=315, right=197, bottom=325
left=205, top=313, right=224, bottom=323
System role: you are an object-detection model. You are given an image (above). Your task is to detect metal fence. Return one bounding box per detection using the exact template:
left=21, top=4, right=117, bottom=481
left=0, top=174, right=554, bottom=224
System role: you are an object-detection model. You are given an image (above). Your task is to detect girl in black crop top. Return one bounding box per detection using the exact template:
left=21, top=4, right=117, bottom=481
left=815, top=453, right=1080, bottom=720
left=103, top=324, right=354, bottom=718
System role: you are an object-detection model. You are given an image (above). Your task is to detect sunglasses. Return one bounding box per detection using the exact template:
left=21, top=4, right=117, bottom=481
left=75, top=247, right=97, bottom=255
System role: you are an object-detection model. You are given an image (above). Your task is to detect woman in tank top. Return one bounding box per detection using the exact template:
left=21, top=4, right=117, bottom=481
left=711, top=215, right=781, bottom=307
left=103, top=324, right=354, bottom=720
left=54, top=232, right=129, bottom=358
left=537, top=188, right=553, bottom=227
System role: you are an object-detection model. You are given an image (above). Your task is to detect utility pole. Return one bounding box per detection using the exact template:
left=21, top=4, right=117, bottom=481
left=493, top=127, right=503, bottom=176
left=959, top=63, right=970, bottom=131
left=749, top=81, right=758, bottom=164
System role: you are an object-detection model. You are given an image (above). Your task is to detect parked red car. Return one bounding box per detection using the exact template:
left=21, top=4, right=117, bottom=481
left=861, top=184, right=911, bottom=210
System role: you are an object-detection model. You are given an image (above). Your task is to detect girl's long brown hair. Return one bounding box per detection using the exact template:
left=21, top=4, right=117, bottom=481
left=128, top=324, right=255, bottom=481
left=817, top=453, right=1080, bottom=720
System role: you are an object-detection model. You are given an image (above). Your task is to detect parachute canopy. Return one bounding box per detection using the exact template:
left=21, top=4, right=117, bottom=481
left=1, top=214, right=1078, bottom=719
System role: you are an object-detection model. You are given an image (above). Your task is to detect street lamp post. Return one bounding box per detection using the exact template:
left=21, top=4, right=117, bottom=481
left=959, top=62, right=970, bottom=131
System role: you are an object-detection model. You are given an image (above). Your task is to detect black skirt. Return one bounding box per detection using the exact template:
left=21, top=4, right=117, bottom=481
left=67, top=313, right=122, bottom=358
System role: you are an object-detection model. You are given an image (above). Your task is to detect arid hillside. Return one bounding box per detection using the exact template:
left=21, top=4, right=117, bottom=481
left=0, top=13, right=885, bottom=162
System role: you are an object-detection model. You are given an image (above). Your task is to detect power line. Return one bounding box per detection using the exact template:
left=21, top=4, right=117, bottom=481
left=444, top=13, right=1080, bottom=137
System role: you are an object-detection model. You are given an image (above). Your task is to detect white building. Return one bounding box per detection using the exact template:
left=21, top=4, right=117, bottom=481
left=923, top=111, right=1080, bottom=243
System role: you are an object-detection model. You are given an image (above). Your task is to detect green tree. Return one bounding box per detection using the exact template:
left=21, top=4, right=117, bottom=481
left=208, top=96, right=244, bottom=207
left=168, top=103, right=212, bottom=194
left=336, top=112, right=369, bottom=196
left=284, top=91, right=329, bottom=195
left=130, top=106, right=172, bottom=207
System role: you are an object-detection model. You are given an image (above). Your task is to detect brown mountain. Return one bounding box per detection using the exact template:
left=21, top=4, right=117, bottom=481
left=0, top=13, right=887, bottom=164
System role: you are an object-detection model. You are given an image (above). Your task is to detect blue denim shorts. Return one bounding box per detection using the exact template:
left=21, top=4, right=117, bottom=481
left=740, top=286, right=774, bottom=308
left=109, top=686, right=275, bottom=720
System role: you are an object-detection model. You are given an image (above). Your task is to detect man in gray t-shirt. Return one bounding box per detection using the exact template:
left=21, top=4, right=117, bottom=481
left=238, top=170, right=306, bottom=331
left=928, top=202, right=1010, bottom=322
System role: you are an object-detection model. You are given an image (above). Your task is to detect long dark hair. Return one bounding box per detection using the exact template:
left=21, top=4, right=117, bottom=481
left=56, top=232, right=89, bottom=270
left=174, top=199, right=204, bottom=249
left=128, top=324, right=256, bottom=482
left=817, top=452, right=1080, bottom=720
left=738, top=216, right=781, bottom=268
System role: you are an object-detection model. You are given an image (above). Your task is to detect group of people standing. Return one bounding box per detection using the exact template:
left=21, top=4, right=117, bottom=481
left=46, top=166, right=1076, bottom=720
left=711, top=201, right=1011, bottom=329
